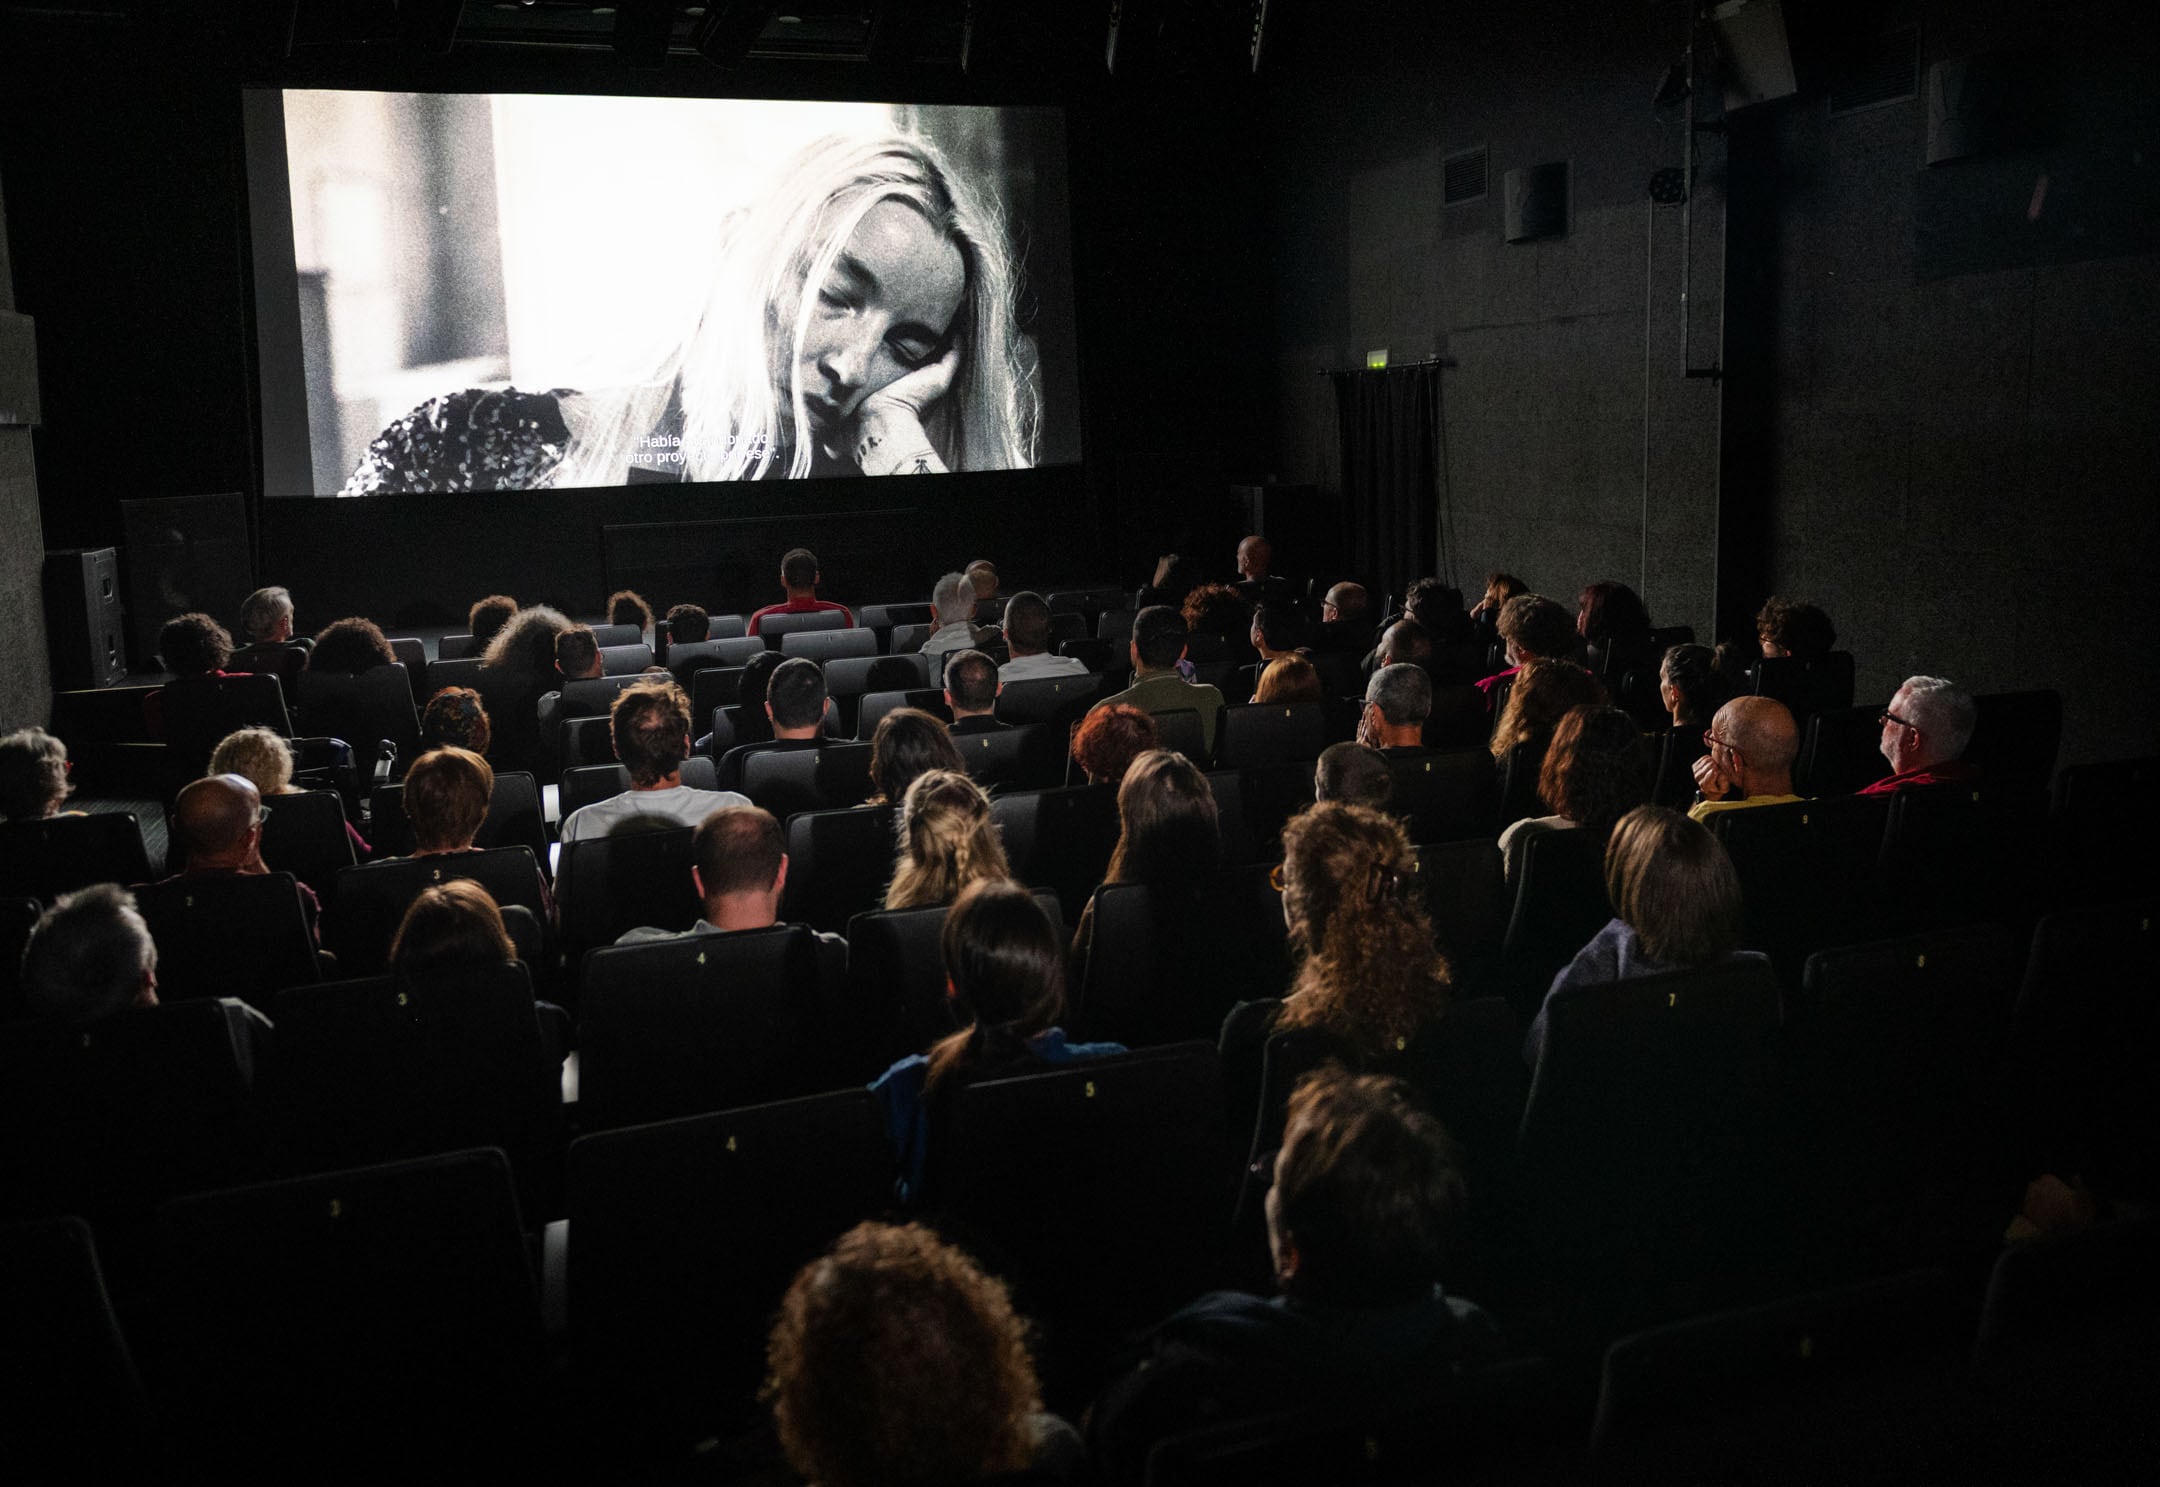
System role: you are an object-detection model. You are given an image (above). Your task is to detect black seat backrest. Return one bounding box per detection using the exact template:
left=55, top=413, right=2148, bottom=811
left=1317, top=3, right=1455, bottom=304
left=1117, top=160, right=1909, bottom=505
left=328, top=848, right=549, bottom=976
left=781, top=804, right=899, bottom=933
left=565, top=1090, right=895, bottom=1441
left=1202, top=770, right=1257, bottom=866
left=423, top=655, right=487, bottom=696
left=0, top=1214, right=145, bottom=1462
left=0, top=813, right=154, bottom=902
left=555, top=714, right=615, bottom=772
left=1217, top=702, right=1327, bottom=769
left=953, top=722, right=1058, bottom=791
left=160, top=672, right=292, bottom=773
left=152, top=1148, right=546, bottom=1472
left=559, top=676, right=645, bottom=718
left=1650, top=726, right=1711, bottom=809
left=0, top=998, right=271, bottom=1231
left=558, top=756, right=720, bottom=819
left=688, top=665, right=745, bottom=724
left=856, top=687, right=949, bottom=739
left=1973, top=1217, right=2160, bottom=1371
left=576, top=925, right=833, bottom=1130
left=554, top=828, right=702, bottom=960
left=1501, top=826, right=1611, bottom=1012
left=597, top=643, right=654, bottom=676
left=1878, top=780, right=2049, bottom=932
left=839, top=890, right=1067, bottom=1082
left=385, top=638, right=426, bottom=702
left=1518, top=958, right=1784, bottom=1286
left=2053, top=756, right=2160, bottom=900
left=1387, top=749, right=1500, bottom=843
left=257, top=788, right=357, bottom=901
left=990, top=783, right=1121, bottom=921
left=1707, top=795, right=1892, bottom=977
left=995, top=672, right=1104, bottom=728
left=1796, top=704, right=1890, bottom=797
left=2012, top=897, right=2160, bottom=1187
left=858, top=602, right=933, bottom=632
left=133, top=872, right=321, bottom=1007
left=887, top=620, right=933, bottom=655
left=589, top=622, right=643, bottom=648
left=265, top=963, right=554, bottom=1179
left=1498, top=737, right=1549, bottom=827
left=1749, top=651, right=1855, bottom=724
left=1966, top=689, right=2063, bottom=793
left=671, top=636, right=764, bottom=687
left=368, top=771, right=548, bottom=869
left=780, top=627, right=876, bottom=664
left=1411, top=838, right=1508, bottom=968
left=0, top=896, right=40, bottom=1021
left=825, top=652, right=932, bottom=698
left=743, top=741, right=876, bottom=819
left=1152, top=707, right=1209, bottom=766
left=299, top=664, right=420, bottom=768
left=759, top=609, right=850, bottom=646
left=436, top=633, right=479, bottom=661
left=1075, top=879, right=1285, bottom=1049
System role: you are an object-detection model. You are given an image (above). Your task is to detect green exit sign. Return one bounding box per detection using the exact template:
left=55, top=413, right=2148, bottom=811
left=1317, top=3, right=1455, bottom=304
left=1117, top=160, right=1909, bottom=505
left=1366, top=348, right=1389, bottom=369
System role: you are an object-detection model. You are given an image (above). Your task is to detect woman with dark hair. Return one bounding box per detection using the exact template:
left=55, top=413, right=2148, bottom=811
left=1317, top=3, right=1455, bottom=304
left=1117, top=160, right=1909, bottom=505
left=388, top=878, right=518, bottom=976
left=1523, top=804, right=1768, bottom=1063
left=307, top=616, right=397, bottom=675
left=1071, top=703, right=1158, bottom=787
left=607, top=589, right=654, bottom=640
left=1489, top=658, right=1606, bottom=762
left=474, top=605, right=571, bottom=773
left=1496, top=705, right=1650, bottom=885
left=1576, top=580, right=1653, bottom=674
left=1755, top=597, right=1837, bottom=658
left=871, top=879, right=1124, bottom=1200
left=1181, top=583, right=1253, bottom=645
left=421, top=687, right=493, bottom=755
left=1404, top=577, right=1474, bottom=645
left=468, top=595, right=517, bottom=649
left=866, top=706, right=967, bottom=807
left=1467, top=571, right=1526, bottom=631
left=1658, top=644, right=1728, bottom=730
left=730, top=650, right=789, bottom=749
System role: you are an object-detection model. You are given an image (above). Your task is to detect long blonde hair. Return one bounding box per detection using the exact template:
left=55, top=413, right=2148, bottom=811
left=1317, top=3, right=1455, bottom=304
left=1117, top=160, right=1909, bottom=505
left=885, top=769, right=1011, bottom=911
left=555, top=133, right=1039, bottom=487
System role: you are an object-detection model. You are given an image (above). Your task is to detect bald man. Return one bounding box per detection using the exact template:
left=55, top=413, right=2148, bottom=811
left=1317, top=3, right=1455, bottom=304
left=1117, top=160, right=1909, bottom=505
left=166, top=773, right=323, bottom=935
left=1689, top=696, right=1804, bottom=822
left=1234, top=535, right=1292, bottom=606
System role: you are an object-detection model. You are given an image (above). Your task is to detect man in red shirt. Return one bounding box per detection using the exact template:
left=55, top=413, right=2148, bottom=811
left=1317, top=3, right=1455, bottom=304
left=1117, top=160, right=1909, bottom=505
left=1858, top=675, right=1981, bottom=796
left=746, top=548, right=854, bottom=637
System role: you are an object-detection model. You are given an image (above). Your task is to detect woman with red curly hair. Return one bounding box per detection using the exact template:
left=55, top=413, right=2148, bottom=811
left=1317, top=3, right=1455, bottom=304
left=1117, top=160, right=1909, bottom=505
left=1070, top=702, right=1158, bottom=787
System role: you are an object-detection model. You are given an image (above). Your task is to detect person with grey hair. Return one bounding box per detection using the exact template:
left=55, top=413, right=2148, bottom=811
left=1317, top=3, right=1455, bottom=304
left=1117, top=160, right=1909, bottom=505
left=1859, top=675, right=1980, bottom=797
left=20, top=883, right=159, bottom=1024
left=1358, top=664, right=1435, bottom=753
left=920, top=571, right=985, bottom=673
left=237, top=586, right=297, bottom=647
left=0, top=727, right=75, bottom=821
left=1315, top=741, right=1392, bottom=810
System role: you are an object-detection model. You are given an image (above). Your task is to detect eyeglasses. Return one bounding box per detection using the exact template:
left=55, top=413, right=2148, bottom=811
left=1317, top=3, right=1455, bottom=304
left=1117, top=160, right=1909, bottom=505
left=253, top=804, right=273, bottom=826
left=1268, top=862, right=1287, bottom=893
left=1878, top=710, right=1916, bottom=731
left=1702, top=729, right=1742, bottom=755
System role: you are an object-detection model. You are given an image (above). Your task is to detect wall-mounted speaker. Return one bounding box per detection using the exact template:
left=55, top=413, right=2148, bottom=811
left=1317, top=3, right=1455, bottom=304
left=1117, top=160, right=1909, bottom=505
left=1504, top=163, right=1570, bottom=242
left=1709, top=0, right=1798, bottom=111
left=44, top=548, right=128, bottom=690
left=1926, top=51, right=2049, bottom=165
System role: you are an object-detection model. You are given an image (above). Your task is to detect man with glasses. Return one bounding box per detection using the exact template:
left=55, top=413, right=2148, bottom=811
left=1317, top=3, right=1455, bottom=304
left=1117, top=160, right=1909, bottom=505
left=1858, top=676, right=1980, bottom=797
left=1688, top=695, right=1803, bottom=823
left=161, top=772, right=322, bottom=939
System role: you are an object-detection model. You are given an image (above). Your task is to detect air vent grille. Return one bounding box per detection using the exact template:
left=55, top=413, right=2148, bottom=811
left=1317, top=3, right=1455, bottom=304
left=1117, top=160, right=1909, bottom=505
left=1829, top=25, right=1920, bottom=116
left=1442, top=146, right=1488, bottom=205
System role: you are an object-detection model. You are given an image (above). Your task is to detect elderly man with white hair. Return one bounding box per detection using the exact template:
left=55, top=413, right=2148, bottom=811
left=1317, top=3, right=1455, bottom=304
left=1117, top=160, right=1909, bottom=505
left=1858, top=675, right=1980, bottom=796
left=919, top=570, right=987, bottom=670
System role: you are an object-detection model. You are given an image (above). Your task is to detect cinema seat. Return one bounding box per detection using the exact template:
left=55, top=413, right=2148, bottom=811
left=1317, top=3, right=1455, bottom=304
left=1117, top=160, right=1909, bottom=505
left=134, top=872, right=322, bottom=1008
left=1217, top=702, right=1325, bottom=769
left=256, top=787, right=357, bottom=901
left=1386, top=749, right=1500, bottom=844
left=990, top=783, right=1120, bottom=921
left=0, top=812, right=156, bottom=903
left=558, top=755, right=720, bottom=818
left=1500, top=827, right=1610, bottom=1016
left=780, top=804, right=898, bottom=933
left=328, top=847, right=551, bottom=976
left=0, top=1215, right=146, bottom=1472
left=780, top=627, right=876, bottom=663
left=742, top=740, right=876, bottom=819
left=759, top=609, right=850, bottom=648
left=299, top=663, right=421, bottom=772
left=855, top=687, right=951, bottom=739
left=597, top=642, right=653, bottom=675
left=368, top=771, right=548, bottom=871
left=555, top=828, right=701, bottom=961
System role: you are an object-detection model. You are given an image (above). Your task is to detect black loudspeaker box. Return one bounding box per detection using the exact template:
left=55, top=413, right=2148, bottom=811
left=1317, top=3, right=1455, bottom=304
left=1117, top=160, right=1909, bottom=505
left=45, top=547, right=129, bottom=690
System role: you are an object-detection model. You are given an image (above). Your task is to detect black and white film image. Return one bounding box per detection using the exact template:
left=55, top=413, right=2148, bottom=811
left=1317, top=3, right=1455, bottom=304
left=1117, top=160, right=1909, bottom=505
left=268, top=91, right=1077, bottom=495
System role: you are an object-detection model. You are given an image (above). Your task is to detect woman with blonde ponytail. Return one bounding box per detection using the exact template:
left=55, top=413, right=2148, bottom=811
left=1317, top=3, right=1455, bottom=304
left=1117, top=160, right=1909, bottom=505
left=882, top=769, right=1011, bottom=911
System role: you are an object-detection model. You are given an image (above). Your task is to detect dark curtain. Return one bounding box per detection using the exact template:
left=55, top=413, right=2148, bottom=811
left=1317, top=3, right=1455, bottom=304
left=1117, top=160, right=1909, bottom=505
left=1330, top=365, right=1440, bottom=603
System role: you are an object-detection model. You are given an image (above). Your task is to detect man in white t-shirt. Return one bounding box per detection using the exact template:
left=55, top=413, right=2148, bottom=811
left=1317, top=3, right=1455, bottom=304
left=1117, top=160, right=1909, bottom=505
left=559, top=679, right=747, bottom=844
left=996, top=591, right=1089, bottom=683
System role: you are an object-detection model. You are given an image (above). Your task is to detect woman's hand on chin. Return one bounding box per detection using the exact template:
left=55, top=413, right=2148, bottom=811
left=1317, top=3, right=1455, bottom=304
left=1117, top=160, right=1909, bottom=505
left=852, top=346, right=957, bottom=475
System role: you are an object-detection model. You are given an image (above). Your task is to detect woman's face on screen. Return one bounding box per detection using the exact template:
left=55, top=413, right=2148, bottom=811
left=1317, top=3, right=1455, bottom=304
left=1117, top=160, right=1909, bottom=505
left=794, top=200, right=967, bottom=446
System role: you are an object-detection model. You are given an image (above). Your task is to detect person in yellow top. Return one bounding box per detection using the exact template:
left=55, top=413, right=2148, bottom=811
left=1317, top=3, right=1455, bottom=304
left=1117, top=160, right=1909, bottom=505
left=1688, top=695, right=1804, bottom=823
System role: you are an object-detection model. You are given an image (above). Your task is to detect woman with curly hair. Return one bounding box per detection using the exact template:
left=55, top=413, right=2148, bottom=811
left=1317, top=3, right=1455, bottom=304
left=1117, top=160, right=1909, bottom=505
left=1071, top=702, right=1158, bottom=788
left=1489, top=658, right=1606, bottom=762
left=865, top=706, right=966, bottom=808
left=883, top=769, right=1012, bottom=911
left=1496, top=705, right=1650, bottom=885
left=211, top=724, right=371, bottom=860
left=473, top=605, right=571, bottom=773
left=872, top=879, right=1123, bottom=1201
left=306, top=616, right=397, bottom=676
left=0, top=727, right=75, bottom=821
left=768, top=1220, right=1069, bottom=1487
left=1272, top=802, right=1452, bottom=1055
left=1181, top=582, right=1253, bottom=645
left=421, top=687, right=493, bottom=756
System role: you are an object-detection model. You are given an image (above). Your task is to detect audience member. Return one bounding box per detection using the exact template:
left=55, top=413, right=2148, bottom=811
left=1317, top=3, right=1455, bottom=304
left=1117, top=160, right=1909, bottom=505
left=1861, top=675, right=1980, bottom=796
left=1658, top=643, right=1727, bottom=730
left=1320, top=581, right=1369, bottom=632
left=1363, top=616, right=1434, bottom=678
left=387, top=879, right=518, bottom=977
left=1523, top=805, right=1769, bottom=1061
left=998, top=591, right=1088, bottom=682
left=1488, top=658, right=1605, bottom=763
left=561, top=681, right=749, bottom=843
left=717, top=650, right=788, bottom=753
left=1689, top=695, right=1802, bottom=821
left=616, top=805, right=843, bottom=958
left=665, top=603, right=709, bottom=645
left=1249, top=603, right=1304, bottom=666
left=19, top=883, right=159, bottom=1024
left=308, top=616, right=397, bottom=675
left=1138, top=552, right=1199, bottom=610
left=868, top=707, right=969, bottom=806
left=1576, top=580, right=1653, bottom=673
left=402, top=747, right=498, bottom=855
left=1091, top=1068, right=1499, bottom=1480
left=1358, top=664, right=1434, bottom=754
left=1404, top=577, right=1474, bottom=645
left=717, top=657, right=827, bottom=789
left=1467, top=571, right=1526, bottom=632
left=1181, top=584, right=1253, bottom=652
left=421, top=687, right=492, bottom=755
left=1253, top=655, right=1323, bottom=706
left=748, top=547, right=854, bottom=636
left=1314, top=741, right=1392, bottom=810
left=1234, top=534, right=1294, bottom=606
left=965, top=559, right=1001, bottom=607
left=211, top=725, right=370, bottom=858
left=166, top=772, right=321, bottom=936
left=0, top=726, right=74, bottom=820
left=468, top=595, right=518, bottom=650
left=767, top=1221, right=1072, bottom=1487
left=943, top=649, right=1006, bottom=733
left=145, top=611, right=237, bottom=737
left=1098, top=606, right=1226, bottom=754
left=1271, top=802, right=1451, bottom=1056
left=237, top=585, right=298, bottom=648
left=920, top=571, right=982, bottom=670
left=478, top=605, right=573, bottom=774
left=1755, top=596, right=1837, bottom=658
left=1072, top=703, right=1159, bottom=788
left=883, top=770, right=1011, bottom=911
left=553, top=625, right=603, bottom=683
left=1497, top=704, right=1650, bottom=885
left=872, top=878, right=1123, bottom=1198
left=1477, top=593, right=1578, bottom=703
left=609, top=589, right=655, bottom=641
